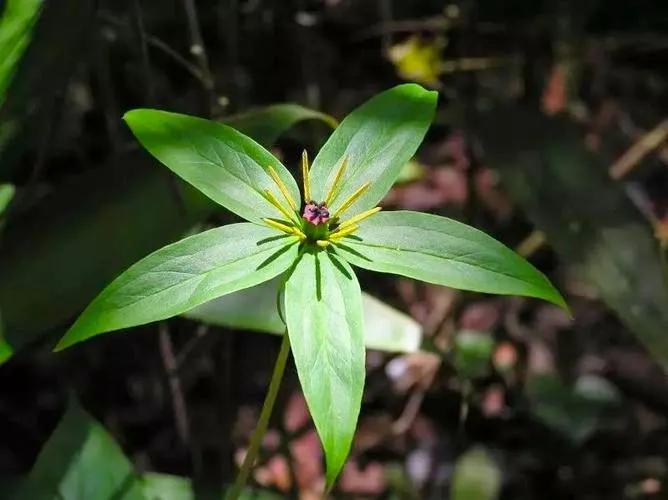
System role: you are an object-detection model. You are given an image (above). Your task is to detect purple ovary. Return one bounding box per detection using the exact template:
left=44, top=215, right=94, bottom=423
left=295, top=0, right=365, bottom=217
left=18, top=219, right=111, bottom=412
left=303, top=201, right=330, bottom=225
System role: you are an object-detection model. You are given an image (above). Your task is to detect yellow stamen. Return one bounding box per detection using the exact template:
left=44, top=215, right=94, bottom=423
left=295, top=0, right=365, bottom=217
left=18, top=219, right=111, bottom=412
left=324, top=156, right=349, bottom=205
left=263, top=190, right=298, bottom=223
left=301, top=150, right=311, bottom=201
left=267, top=166, right=297, bottom=210
left=329, top=224, right=358, bottom=240
left=316, top=240, right=330, bottom=248
left=333, top=182, right=370, bottom=217
left=262, top=218, right=296, bottom=235
left=292, top=227, right=307, bottom=240
left=337, top=206, right=382, bottom=231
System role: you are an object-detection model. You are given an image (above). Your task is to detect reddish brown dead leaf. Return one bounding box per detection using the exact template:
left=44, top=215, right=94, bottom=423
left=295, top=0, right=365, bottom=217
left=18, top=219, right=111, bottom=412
left=474, top=167, right=513, bottom=220
left=340, top=461, right=386, bottom=495
left=459, top=300, right=501, bottom=331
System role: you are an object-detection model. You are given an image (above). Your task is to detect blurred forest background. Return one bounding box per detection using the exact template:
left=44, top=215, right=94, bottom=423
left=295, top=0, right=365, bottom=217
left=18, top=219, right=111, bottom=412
left=1, top=0, right=668, bottom=498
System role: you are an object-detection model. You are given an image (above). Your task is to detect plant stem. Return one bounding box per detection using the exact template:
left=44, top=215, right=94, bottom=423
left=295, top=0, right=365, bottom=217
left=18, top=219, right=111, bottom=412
left=227, top=332, right=291, bottom=499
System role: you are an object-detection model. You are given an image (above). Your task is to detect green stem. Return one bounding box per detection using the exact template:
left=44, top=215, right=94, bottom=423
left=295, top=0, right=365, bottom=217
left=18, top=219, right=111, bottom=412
left=227, top=332, right=291, bottom=499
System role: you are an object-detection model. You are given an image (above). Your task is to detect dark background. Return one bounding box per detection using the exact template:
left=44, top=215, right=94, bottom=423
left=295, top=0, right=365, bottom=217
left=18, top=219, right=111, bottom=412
left=1, top=0, right=668, bottom=498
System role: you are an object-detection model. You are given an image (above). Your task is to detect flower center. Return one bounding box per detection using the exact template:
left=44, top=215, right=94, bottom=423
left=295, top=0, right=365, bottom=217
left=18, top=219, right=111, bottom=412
left=302, top=201, right=330, bottom=225
left=260, top=151, right=382, bottom=249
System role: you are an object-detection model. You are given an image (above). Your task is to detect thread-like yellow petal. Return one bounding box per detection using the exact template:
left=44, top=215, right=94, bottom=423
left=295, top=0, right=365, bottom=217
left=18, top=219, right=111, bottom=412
left=324, top=156, right=349, bottom=205
left=263, top=190, right=298, bottom=223
left=329, top=224, right=358, bottom=240
left=301, top=150, right=311, bottom=202
left=262, top=218, right=295, bottom=235
left=337, top=206, right=382, bottom=231
left=267, top=166, right=297, bottom=210
left=333, top=182, right=370, bottom=218
left=292, top=227, right=307, bottom=240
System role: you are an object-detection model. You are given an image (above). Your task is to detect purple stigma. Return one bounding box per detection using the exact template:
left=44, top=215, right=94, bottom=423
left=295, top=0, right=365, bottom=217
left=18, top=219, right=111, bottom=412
left=302, top=201, right=330, bottom=225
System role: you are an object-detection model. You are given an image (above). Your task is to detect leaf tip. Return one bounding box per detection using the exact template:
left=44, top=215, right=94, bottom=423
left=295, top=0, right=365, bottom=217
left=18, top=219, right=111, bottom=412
left=53, top=331, right=77, bottom=352
left=554, top=293, right=572, bottom=318
left=324, top=465, right=343, bottom=494
left=122, top=108, right=155, bottom=127
left=54, top=316, right=95, bottom=353
left=52, top=341, right=67, bottom=353
left=540, top=282, right=571, bottom=317
left=121, top=109, right=135, bottom=123
left=393, top=82, right=439, bottom=105
left=323, top=443, right=354, bottom=491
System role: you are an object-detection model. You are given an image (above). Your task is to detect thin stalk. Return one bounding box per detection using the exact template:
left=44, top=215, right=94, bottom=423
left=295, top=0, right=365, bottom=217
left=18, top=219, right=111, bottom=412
left=227, top=332, right=291, bottom=499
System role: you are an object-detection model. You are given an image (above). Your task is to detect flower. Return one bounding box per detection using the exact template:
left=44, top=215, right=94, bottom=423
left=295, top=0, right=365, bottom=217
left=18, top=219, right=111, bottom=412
left=260, top=151, right=383, bottom=249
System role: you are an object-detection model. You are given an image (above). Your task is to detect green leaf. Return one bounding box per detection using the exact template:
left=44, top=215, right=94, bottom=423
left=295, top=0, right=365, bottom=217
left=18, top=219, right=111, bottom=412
left=0, top=182, right=14, bottom=241
left=141, top=473, right=283, bottom=500
left=0, top=313, right=11, bottom=364
left=0, top=183, right=14, bottom=216
left=183, top=278, right=422, bottom=353
left=308, top=84, right=437, bottom=217
left=0, top=184, right=15, bottom=224
left=0, top=103, right=331, bottom=360
left=0, top=159, right=211, bottom=355
left=184, top=278, right=285, bottom=334
left=14, top=398, right=286, bottom=500
left=395, top=159, right=426, bottom=184
left=0, top=184, right=14, bottom=363
left=141, top=473, right=193, bottom=500
left=284, top=249, right=365, bottom=487
left=453, top=330, right=494, bottom=380
left=56, top=224, right=299, bottom=350
left=527, top=374, right=620, bottom=444
left=336, top=210, right=566, bottom=309
left=0, top=0, right=94, bottom=179
left=141, top=472, right=283, bottom=500
left=359, top=292, right=422, bottom=352
left=226, top=103, right=337, bottom=146
left=451, top=447, right=501, bottom=500
left=123, top=109, right=301, bottom=224
left=0, top=0, right=42, bottom=104
left=15, top=398, right=144, bottom=500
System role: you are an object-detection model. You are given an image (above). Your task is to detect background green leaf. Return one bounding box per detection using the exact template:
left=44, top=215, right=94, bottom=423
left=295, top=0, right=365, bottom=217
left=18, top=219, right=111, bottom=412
left=13, top=399, right=282, bottom=500
left=225, top=104, right=337, bottom=146
left=0, top=319, right=10, bottom=364
left=477, top=106, right=668, bottom=366
left=141, top=473, right=282, bottom=500
left=15, top=398, right=144, bottom=500
left=308, top=84, right=437, bottom=217
left=183, top=278, right=423, bottom=353
left=0, top=0, right=41, bottom=103
left=141, top=473, right=193, bottom=500
left=0, top=183, right=14, bottom=216
left=0, top=0, right=94, bottom=179
left=0, top=183, right=14, bottom=363
left=451, top=447, right=501, bottom=500
left=284, top=249, right=365, bottom=487
left=0, top=159, right=211, bottom=353
left=124, top=109, right=301, bottom=224
left=337, top=210, right=566, bottom=309
left=57, top=224, right=298, bottom=350
left=527, top=374, right=620, bottom=444
left=356, top=292, right=422, bottom=353
left=453, top=330, right=495, bottom=380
